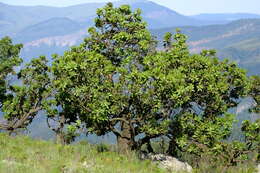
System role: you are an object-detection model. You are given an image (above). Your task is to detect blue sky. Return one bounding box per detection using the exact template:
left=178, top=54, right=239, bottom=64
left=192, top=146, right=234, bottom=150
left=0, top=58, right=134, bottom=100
left=1, top=0, right=259, bottom=15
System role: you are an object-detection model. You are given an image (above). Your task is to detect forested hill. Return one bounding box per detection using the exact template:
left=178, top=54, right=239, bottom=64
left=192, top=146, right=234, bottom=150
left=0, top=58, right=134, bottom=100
left=0, top=0, right=206, bottom=39
left=191, top=13, right=260, bottom=23
left=20, top=18, right=260, bottom=75
left=1, top=1, right=260, bottom=75
left=152, top=19, right=260, bottom=75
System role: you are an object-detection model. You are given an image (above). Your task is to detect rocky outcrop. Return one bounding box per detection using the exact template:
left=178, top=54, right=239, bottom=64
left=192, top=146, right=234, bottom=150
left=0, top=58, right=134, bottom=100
left=140, top=153, right=192, bottom=173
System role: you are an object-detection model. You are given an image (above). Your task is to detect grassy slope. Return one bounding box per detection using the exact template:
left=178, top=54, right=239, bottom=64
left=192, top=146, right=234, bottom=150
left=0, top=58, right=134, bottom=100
left=0, top=133, right=165, bottom=173
left=0, top=133, right=258, bottom=173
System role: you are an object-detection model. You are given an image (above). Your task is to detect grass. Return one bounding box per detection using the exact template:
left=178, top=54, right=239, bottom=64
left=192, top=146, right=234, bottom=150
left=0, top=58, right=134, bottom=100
left=0, top=133, right=258, bottom=173
left=192, top=159, right=257, bottom=173
left=0, top=133, right=166, bottom=173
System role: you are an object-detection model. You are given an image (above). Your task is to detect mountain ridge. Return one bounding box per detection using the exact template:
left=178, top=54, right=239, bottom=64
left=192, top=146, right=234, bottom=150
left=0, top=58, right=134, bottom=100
left=152, top=18, right=260, bottom=75
left=16, top=18, right=260, bottom=75
left=1, top=1, right=260, bottom=76
left=192, top=13, right=260, bottom=23
left=0, top=0, right=231, bottom=38
left=15, top=17, right=83, bottom=43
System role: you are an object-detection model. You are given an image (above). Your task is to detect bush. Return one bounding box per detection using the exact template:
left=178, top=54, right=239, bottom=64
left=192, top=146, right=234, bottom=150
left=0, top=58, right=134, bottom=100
left=96, top=143, right=110, bottom=153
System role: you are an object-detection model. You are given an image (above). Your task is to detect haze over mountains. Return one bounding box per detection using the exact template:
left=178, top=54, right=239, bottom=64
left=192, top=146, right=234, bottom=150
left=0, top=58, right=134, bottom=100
left=2, top=0, right=260, bottom=38
left=0, top=0, right=209, bottom=38
left=153, top=19, right=260, bottom=75
left=0, top=0, right=260, bottom=75
left=191, top=13, right=260, bottom=23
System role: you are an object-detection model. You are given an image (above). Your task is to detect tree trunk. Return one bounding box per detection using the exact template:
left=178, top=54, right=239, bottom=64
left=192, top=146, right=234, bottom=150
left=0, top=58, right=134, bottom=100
left=117, top=121, right=133, bottom=153
left=147, top=140, right=154, bottom=153
left=55, top=114, right=66, bottom=145
left=56, top=132, right=66, bottom=145
left=167, top=138, right=178, bottom=157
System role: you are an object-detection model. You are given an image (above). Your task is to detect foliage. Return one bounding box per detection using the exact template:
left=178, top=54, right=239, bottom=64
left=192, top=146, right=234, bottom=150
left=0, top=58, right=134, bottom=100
left=149, top=30, right=250, bottom=158
left=50, top=3, right=251, bottom=155
left=0, top=56, right=52, bottom=132
left=83, top=2, right=156, bottom=66
left=249, top=75, right=260, bottom=113
left=0, top=37, right=22, bottom=108
left=242, top=119, right=260, bottom=162
left=175, top=132, right=257, bottom=169
left=96, top=143, right=110, bottom=153
left=50, top=49, right=114, bottom=144
left=52, top=3, right=166, bottom=152
left=0, top=38, right=51, bottom=133
left=0, top=4, right=257, bottom=172
left=170, top=113, right=235, bottom=156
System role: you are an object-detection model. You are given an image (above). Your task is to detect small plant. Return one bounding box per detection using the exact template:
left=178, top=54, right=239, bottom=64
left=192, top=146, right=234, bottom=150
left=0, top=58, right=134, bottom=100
left=96, top=143, right=110, bottom=153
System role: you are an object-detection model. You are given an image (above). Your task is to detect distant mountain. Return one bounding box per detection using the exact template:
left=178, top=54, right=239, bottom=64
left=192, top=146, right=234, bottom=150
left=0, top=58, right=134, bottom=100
left=2, top=1, right=260, bottom=38
left=18, top=19, right=260, bottom=76
left=152, top=19, right=260, bottom=75
left=1, top=1, right=260, bottom=75
left=121, top=0, right=203, bottom=28
left=191, top=13, right=260, bottom=23
left=0, top=0, right=213, bottom=39
left=15, top=17, right=83, bottom=43
left=0, top=2, right=103, bottom=37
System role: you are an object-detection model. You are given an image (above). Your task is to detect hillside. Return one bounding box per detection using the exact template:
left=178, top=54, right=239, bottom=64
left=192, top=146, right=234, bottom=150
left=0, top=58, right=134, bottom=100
left=124, top=0, right=203, bottom=28
left=0, top=132, right=257, bottom=173
left=0, top=133, right=165, bottom=173
left=0, top=2, right=103, bottom=38
left=191, top=13, right=260, bottom=23
left=16, top=19, right=260, bottom=75
left=0, top=0, right=205, bottom=39
left=15, top=17, right=83, bottom=43
left=4, top=0, right=260, bottom=40
left=1, top=1, right=260, bottom=76
left=2, top=1, right=260, bottom=39
left=152, top=19, right=260, bottom=75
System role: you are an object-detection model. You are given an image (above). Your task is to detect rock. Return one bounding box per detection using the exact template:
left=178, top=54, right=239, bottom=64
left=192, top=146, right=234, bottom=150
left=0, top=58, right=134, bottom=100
left=257, top=164, right=260, bottom=173
left=141, top=153, right=192, bottom=173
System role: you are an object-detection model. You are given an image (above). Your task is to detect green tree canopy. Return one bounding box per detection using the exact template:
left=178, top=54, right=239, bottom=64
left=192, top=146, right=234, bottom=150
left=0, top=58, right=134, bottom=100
left=145, top=31, right=249, bottom=156
left=0, top=56, right=52, bottom=133
left=0, top=4, right=253, bottom=162
left=52, top=3, right=160, bottom=151
left=83, top=2, right=156, bottom=66
left=0, top=37, right=22, bottom=108
left=250, top=75, right=260, bottom=113
left=52, top=3, right=250, bottom=153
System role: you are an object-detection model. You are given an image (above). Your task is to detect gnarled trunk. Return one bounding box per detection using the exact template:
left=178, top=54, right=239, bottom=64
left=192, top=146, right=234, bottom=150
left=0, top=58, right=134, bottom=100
left=167, top=138, right=178, bottom=157
left=56, top=132, right=66, bottom=145
left=117, top=121, right=134, bottom=153
left=54, top=114, right=67, bottom=145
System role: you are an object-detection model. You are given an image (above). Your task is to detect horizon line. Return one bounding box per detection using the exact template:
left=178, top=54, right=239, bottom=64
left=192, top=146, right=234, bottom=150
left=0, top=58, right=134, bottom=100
left=1, top=1, right=260, bottom=16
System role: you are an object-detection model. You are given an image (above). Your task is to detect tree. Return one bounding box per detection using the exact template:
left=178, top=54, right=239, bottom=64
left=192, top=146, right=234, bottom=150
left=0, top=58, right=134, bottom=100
left=0, top=37, right=22, bottom=108
left=0, top=56, right=52, bottom=134
left=0, top=5, right=253, bottom=161
left=53, top=3, right=169, bottom=152
left=52, top=3, right=250, bottom=154
left=239, top=75, right=260, bottom=162
left=83, top=2, right=156, bottom=66
left=51, top=49, right=114, bottom=144
left=249, top=75, right=260, bottom=113
left=148, top=31, right=250, bottom=157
